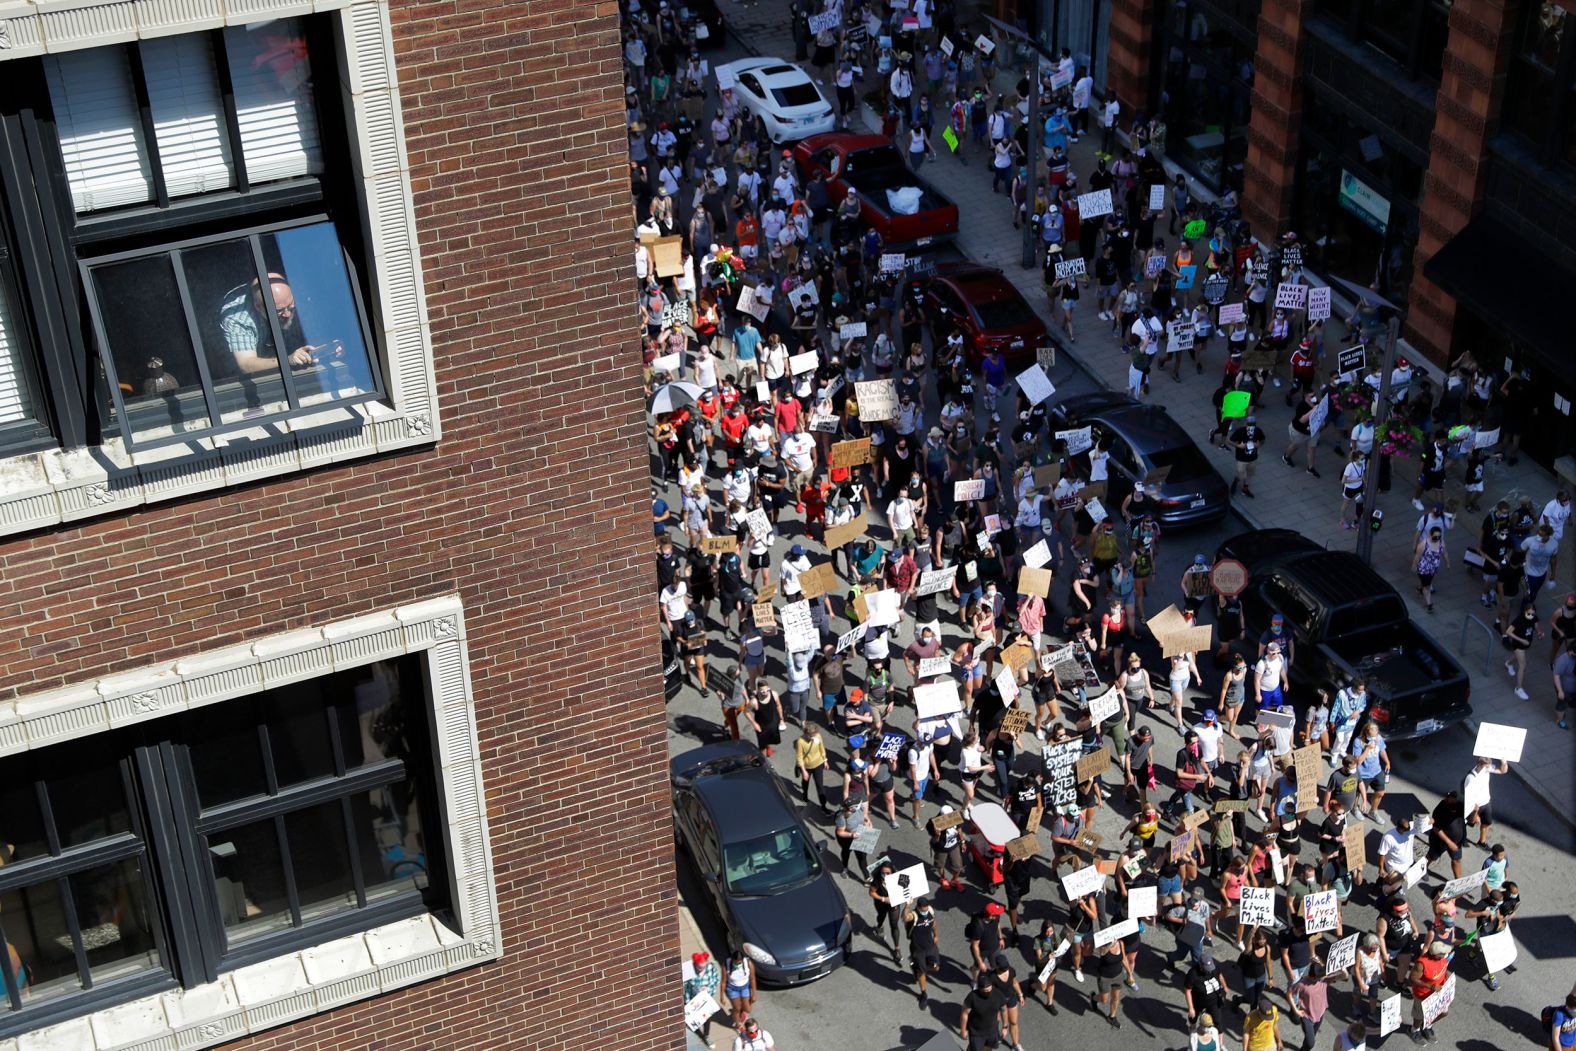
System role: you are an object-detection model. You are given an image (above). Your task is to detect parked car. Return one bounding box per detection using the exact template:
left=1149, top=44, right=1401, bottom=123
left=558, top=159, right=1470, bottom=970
left=792, top=132, right=959, bottom=251
left=1215, top=528, right=1471, bottom=740
left=1048, top=392, right=1230, bottom=527
left=662, top=636, right=683, bottom=700
left=714, top=58, right=836, bottom=143
left=911, top=263, right=1049, bottom=368
left=671, top=741, right=851, bottom=985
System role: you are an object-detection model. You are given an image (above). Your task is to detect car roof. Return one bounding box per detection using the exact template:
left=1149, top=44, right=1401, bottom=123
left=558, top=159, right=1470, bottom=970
left=1059, top=394, right=1193, bottom=453
left=940, top=266, right=1016, bottom=302
left=673, top=742, right=799, bottom=844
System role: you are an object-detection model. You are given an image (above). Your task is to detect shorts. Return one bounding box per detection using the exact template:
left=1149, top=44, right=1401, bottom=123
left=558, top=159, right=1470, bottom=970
left=1344, top=486, right=1363, bottom=500
left=1097, top=972, right=1123, bottom=995
left=1428, top=834, right=1462, bottom=862
left=914, top=777, right=931, bottom=800
left=1158, top=874, right=1182, bottom=896
left=1470, top=802, right=1495, bottom=826
left=1420, top=470, right=1443, bottom=490
left=726, top=982, right=751, bottom=1000
left=748, top=551, right=770, bottom=570
left=1223, top=693, right=1244, bottom=709
left=1260, top=685, right=1284, bottom=709
left=1362, top=770, right=1389, bottom=791
left=912, top=947, right=940, bottom=973
left=933, top=844, right=964, bottom=873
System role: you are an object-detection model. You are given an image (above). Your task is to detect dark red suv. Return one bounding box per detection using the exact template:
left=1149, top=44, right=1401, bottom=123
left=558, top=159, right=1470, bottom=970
left=916, top=264, right=1050, bottom=368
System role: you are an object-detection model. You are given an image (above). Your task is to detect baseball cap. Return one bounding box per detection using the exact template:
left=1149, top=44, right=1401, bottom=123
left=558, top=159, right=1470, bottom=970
left=1246, top=414, right=1257, bottom=423
left=940, top=805, right=955, bottom=815
left=1203, top=709, right=1217, bottom=721
left=992, top=952, right=1010, bottom=970
left=1271, top=613, right=1285, bottom=623
left=790, top=543, right=806, bottom=557
left=1427, top=941, right=1450, bottom=956
left=1194, top=554, right=1207, bottom=565
left=850, top=757, right=867, bottom=770
left=984, top=902, right=1006, bottom=916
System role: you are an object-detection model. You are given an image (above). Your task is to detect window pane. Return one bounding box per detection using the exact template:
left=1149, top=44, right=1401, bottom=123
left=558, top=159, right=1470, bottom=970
left=285, top=802, right=355, bottom=920
left=339, top=661, right=418, bottom=769
left=141, top=34, right=236, bottom=198
left=0, top=881, right=81, bottom=1008
left=0, top=780, right=48, bottom=864
left=0, top=276, right=37, bottom=428
left=181, top=239, right=291, bottom=423
left=224, top=20, right=323, bottom=184
left=1524, top=1, right=1568, bottom=70
left=352, top=785, right=430, bottom=903
left=47, top=758, right=131, bottom=850
left=90, top=255, right=212, bottom=439
left=208, top=820, right=292, bottom=944
left=67, top=859, right=160, bottom=989
left=267, top=684, right=336, bottom=787
left=44, top=48, right=154, bottom=213
left=258, top=224, right=379, bottom=406
left=187, top=701, right=268, bottom=808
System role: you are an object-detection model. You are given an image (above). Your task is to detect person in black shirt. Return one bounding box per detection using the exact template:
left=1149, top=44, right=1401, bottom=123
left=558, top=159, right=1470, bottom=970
left=868, top=859, right=902, bottom=959
left=1477, top=525, right=1512, bottom=609
left=965, top=902, right=1006, bottom=977
left=1425, top=789, right=1467, bottom=880
left=988, top=723, right=1017, bottom=798
left=1001, top=851, right=1033, bottom=934
left=687, top=547, right=716, bottom=624
left=1229, top=415, right=1266, bottom=498
left=905, top=898, right=941, bottom=1006
left=991, top=952, right=1027, bottom=1050
left=1092, top=939, right=1129, bottom=1027
left=1279, top=926, right=1316, bottom=985
left=1008, top=772, right=1041, bottom=830
left=672, top=610, right=709, bottom=696
left=1185, top=952, right=1231, bottom=1022
left=961, top=973, right=1005, bottom=1050
left=655, top=534, right=681, bottom=591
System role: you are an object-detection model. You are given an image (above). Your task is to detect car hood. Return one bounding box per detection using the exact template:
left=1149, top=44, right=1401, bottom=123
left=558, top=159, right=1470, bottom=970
left=727, top=872, right=847, bottom=961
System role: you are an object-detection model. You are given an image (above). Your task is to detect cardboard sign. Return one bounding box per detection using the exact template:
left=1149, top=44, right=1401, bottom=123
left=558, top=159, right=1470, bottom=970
left=751, top=601, right=777, bottom=629
left=1480, top=928, right=1517, bottom=974
left=1055, top=257, right=1086, bottom=280
left=1094, top=917, right=1140, bottom=948
left=1242, top=348, right=1278, bottom=371
left=1472, top=722, right=1526, bottom=763
left=1441, top=868, right=1490, bottom=900
left=1001, top=641, right=1036, bottom=674
left=884, top=863, right=930, bottom=904
left=916, top=565, right=958, bottom=596
left=1325, top=931, right=1359, bottom=976
left=879, top=252, right=907, bottom=274
left=1292, top=745, right=1323, bottom=811
left=1181, top=807, right=1212, bottom=832
left=1214, top=798, right=1254, bottom=812
left=824, top=513, right=867, bottom=549
left=1274, top=283, right=1308, bottom=311
left=914, top=680, right=964, bottom=719
left=1005, top=832, right=1041, bottom=861
left=1076, top=189, right=1113, bottom=220
left=789, top=350, right=820, bottom=376
left=1421, top=973, right=1456, bottom=1027
left=1016, top=364, right=1056, bottom=406
left=652, top=236, right=685, bottom=278
left=931, top=809, right=965, bottom=831
left=1147, top=604, right=1189, bottom=639
left=854, top=379, right=898, bottom=421
left=838, top=321, right=867, bottom=341
left=1000, top=709, right=1031, bottom=737
left=1075, top=829, right=1103, bottom=855
left=954, top=479, right=987, bottom=501
left=1218, top=300, right=1246, bottom=325
left=737, top=284, right=772, bottom=321
left=1343, top=823, right=1366, bottom=873
left=1169, top=829, right=1198, bottom=861
left=1017, top=566, right=1053, bottom=598
left=1307, top=285, right=1332, bottom=321
left=1060, top=864, right=1104, bottom=899
left=829, top=439, right=873, bottom=471
left=1239, top=885, right=1276, bottom=928
left=1075, top=747, right=1109, bottom=783
left=1161, top=625, right=1213, bottom=658
left=798, top=562, right=839, bottom=600
left=703, top=535, right=739, bottom=554
left=1378, top=994, right=1403, bottom=1037
left=850, top=825, right=881, bottom=854
left=756, top=580, right=777, bottom=602
left=1128, top=885, right=1158, bottom=918
left=1087, top=690, right=1121, bottom=725
left=1302, top=889, right=1340, bottom=933
left=1149, top=183, right=1167, bottom=211
left=917, top=655, right=952, bottom=679
left=1057, top=426, right=1093, bottom=456
left=1033, top=463, right=1061, bottom=489
left=1142, top=465, right=1173, bottom=490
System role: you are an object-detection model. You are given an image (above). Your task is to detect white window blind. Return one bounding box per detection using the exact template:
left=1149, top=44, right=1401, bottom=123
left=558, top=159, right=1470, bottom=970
left=0, top=283, right=35, bottom=426
left=224, top=22, right=323, bottom=185
left=44, top=49, right=154, bottom=214
left=142, top=35, right=235, bottom=199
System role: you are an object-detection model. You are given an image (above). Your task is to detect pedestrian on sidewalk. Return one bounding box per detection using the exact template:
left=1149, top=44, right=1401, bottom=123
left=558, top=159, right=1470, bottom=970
left=685, top=951, right=723, bottom=1047
left=1553, top=638, right=1575, bottom=730
left=1523, top=523, right=1559, bottom=600
left=1412, top=525, right=1449, bottom=614
left=905, top=898, right=942, bottom=1006
left=1281, top=390, right=1322, bottom=478
left=1229, top=415, right=1266, bottom=498
left=1338, top=450, right=1366, bottom=529
left=1502, top=602, right=1541, bottom=699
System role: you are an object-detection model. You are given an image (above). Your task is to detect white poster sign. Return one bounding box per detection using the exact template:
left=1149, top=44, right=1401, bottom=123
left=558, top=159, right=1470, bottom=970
left=1274, top=283, right=1308, bottom=311
left=744, top=508, right=773, bottom=539
left=1218, top=302, right=1246, bottom=325
left=954, top=479, right=987, bottom=501
left=839, top=321, right=867, bottom=341
left=1378, top=994, right=1403, bottom=1037
left=1016, top=364, right=1057, bottom=405
left=685, top=992, right=720, bottom=1032
left=809, top=10, right=840, bottom=32
left=1149, top=183, right=1167, bottom=212
left=1076, top=189, right=1113, bottom=220
left=651, top=353, right=682, bottom=374
left=917, top=655, right=952, bottom=679
left=782, top=600, right=819, bottom=653
left=1302, top=889, right=1340, bottom=933
left=879, top=252, right=907, bottom=273
left=1087, top=691, right=1121, bottom=724
left=1022, top=539, right=1052, bottom=569
left=737, top=284, right=771, bottom=321
left=788, top=283, right=819, bottom=309
left=1472, top=722, right=1527, bottom=763
left=1055, top=257, right=1086, bottom=280
left=1441, top=868, right=1490, bottom=900
left=1306, top=394, right=1330, bottom=436
left=1128, top=885, right=1158, bottom=918
left=789, top=350, right=820, bottom=375
left=1308, top=286, right=1332, bottom=321
left=1085, top=497, right=1108, bottom=524
left=1094, top=917, right=1140, bottom=947
left=1060, top=864, right=1105, bottom=899
left=1239, top=886, right=1276, bottom=928
left=994, top=666, right=1019, bottom=704
left=1325, top=932, right=1359, bottom=976
left=1057, top=426, right=1093, bottom=455
left=916, top=565, right=958, bottom=596
left=914, top=680, right=964, bottom=719
left=1479, top=929, right=1517, bottom=974
left=855, top=378, right=898, bottom=421
left=884, top=863, right=931, bottom=905
left=865, top=589, right=902, bottom=628
left=1421, top=973, right=1456, bottom=1027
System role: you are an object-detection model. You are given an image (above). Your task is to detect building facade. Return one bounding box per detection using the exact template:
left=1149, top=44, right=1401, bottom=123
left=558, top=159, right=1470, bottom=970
left=0, top=0, right=677, bottom=1049
left=1097, top=0, right=1576, bottom=471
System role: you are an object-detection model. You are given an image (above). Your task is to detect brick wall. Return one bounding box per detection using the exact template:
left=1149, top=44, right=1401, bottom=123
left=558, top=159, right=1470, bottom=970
left=1243, top=0, right=1312, bottom=241
left=1405, top=0, right=1521, bottom=362
left=0, top=0, right=680, bottom=1048
left=1105, top=0, right=1158, bottom=123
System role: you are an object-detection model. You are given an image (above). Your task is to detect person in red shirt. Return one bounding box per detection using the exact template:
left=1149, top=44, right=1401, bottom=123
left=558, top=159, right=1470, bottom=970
left=885, top=547, right=918, bottom=596
left=696, top=389, right=721, bottom=427
left=718, top=378, right=742, bottom=413
left=718, top=402, right=749, bottom=459
left=736, top=213, right=760, bottom=263
left=802, top=480, right=828, bottom=541
left=773, top=390, right=802, bottom=437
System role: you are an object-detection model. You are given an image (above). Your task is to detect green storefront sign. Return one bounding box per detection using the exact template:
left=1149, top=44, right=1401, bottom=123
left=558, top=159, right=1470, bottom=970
left=1339, top=169, right=1391, bottom=236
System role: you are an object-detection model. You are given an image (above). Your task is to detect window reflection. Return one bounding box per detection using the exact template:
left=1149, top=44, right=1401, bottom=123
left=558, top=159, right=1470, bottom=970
left=0, top=882, right=75, bottom=1009
left=70, top=860, right=159, bottom=989
left=93, top=256, right=211, bottom=438
left=356, top=787, right=428, bottom=902
left=210, top=820, right=292, bottom=944
left=185, top=238, right=290, bottom=423
left=262, top=224, right=377, bottom=405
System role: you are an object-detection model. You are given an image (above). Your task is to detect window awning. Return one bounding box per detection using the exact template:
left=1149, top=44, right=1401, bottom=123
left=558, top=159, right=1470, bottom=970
left=1423, top=216, right=1576, bottom=388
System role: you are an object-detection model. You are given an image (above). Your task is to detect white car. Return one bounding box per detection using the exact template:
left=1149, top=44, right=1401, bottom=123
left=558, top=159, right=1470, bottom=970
left=715, top=58, right=837, bottom=144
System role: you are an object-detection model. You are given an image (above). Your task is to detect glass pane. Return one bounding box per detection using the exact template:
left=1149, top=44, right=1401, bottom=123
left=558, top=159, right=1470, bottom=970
left=209, top=820, right=292, bottom=943
left=267, top=683, right=335, bottom=787
left=0, top=881, right=82, bottom=1007
left=0, top=780, right=47, bottom=864
left=90, top=255, right=212, bottom=440
left=1525, top=1, right=1567, bottom=70
left=47, top=758, right=131, bottom=849
left=339, top=661, right=418, bottom=769
left=181, top=238, right=291, bottom=423
left=68, top=858, right=160, bottom=988
left=187, top=701, right=268, bottom=808
left=223, top=19, right=323, bottom=184
left=257, top=224, right=378, bottom=406
left=141, top=34, right=235, bottom=198
left=44, top=48, right=154, bottom=213
left=348, top=785, right=429, bottom=903
left=0, top=274, right=37, bottom=427
left=285, top=802, right=355, bottom=920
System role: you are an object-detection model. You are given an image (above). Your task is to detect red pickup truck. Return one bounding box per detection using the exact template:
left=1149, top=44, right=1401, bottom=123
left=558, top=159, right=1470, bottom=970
left=793, top=132, right=960, bottom=251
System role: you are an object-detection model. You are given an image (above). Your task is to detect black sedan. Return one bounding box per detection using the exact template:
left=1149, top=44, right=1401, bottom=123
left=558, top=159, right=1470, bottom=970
left=1050, top=392, right=1230, bottom=527
left=671, top=742, right=851, bottom=985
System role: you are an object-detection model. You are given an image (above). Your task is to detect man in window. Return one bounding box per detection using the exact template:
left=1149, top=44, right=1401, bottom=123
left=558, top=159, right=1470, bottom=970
left=220, top=273, right=319, bottom=375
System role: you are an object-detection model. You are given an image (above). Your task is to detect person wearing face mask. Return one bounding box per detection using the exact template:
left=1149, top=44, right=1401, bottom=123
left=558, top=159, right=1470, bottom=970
left=1166, top=730, right=1210, bottom=821
left=904, top=897, right=942, bottom=1006
left=1412, top=525, right=1449, bottom=614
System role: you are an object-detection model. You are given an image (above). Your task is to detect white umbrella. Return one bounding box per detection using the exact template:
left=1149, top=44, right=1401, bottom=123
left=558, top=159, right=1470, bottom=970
left=650, top=381, right=704, bottom=415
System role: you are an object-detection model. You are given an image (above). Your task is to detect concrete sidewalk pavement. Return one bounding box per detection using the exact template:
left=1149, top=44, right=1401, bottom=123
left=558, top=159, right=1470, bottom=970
left=721, top=14, right=1574, bottom=818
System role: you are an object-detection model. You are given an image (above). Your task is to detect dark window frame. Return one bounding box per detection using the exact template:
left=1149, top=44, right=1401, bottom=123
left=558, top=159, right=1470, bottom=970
left=1319, top=0, right=1450, bottom=82
left=1502, top=1, right=1576, bottom=167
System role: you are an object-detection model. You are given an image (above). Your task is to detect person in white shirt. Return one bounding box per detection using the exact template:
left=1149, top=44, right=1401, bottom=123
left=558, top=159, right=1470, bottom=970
left=762, top=338, right=790, bottom=386
left=887, top=493, right=917, bottom=545
left=781, top=427, right=816, bottom=492
left=745, top=419, right=776, bottom=458
left=659, top=577, right=689, bottom=626
left=692, top=344, right=719, bottom=394
left=1377, top=814, right=1416, bottom=881
left=1100, top=96, right=1120, bottom=153
left=1072, top=71, right=1094, bottom=136
left=1192, top=708, right=1225, bottom=768
left=1088, top=442, right=1110, bottom=483
left=779, top=543, right=811, bottom=598
left=733, top=1016, right=776, bottom=1051
left=1541, top=490, right=1571, bottom=585
left=1253, top=642, right=1289, bottom=709
left=1462, top=755, right=1508, bottom=847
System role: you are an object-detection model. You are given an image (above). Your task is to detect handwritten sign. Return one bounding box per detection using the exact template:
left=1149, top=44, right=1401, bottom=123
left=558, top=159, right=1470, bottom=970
left=939, top=35, right=955, bottom=56
left=1240, top=885, right=1276, bottom=928
left=1094, top=917, right=1140, bottom=948
left=1441, top=868, right=1490, bottom=900
left=1480, top=928, right=1517, bottom=974
left=824, top=513, right=867, bottom=549
left=1218, top=301, right=1246, bottom=325
left=1075, top=747, right=1109, bottom=783
left=651, top=353, right=682, bottom=375
left=1214, top=798, right=1253, bottom=812
left=850, top=825, right=881, bottom=854
left=1149, top=183, right=1167, bottom=211
left=1076, top=189, right=1113, bottom=220
left=1472, top=722, right=1526, bottom=763
left=829, top=439, right=873, bottom=470
left=1001, top=641, right=1036, bottom=674
left=1016, top=364, right=1056, bottom=405
left=751, top=601, right=776, bottom=629
left=1060, top=864, right=1104, bottom=899
left=838, top=321, right=867, bottom=341
left=789, top=350, right=820, bottom=375
left=1379, top=994, right=1403, bottom=1037
left=994, top=666, right=1019, bottom=704
left=1006, top=832, right=1041, bottom=861
left=1343, top=823, right=1366, bottom=873
left=875, top=731, right=906, bottom=763
left=1087, top=690, right=1121, bottom=724
left=737, top=284, right=772, bottom=321
left=1145, top=254, right=1166, bottom=278
left=1055, top=256, right=1086, bottom=280
left=809, top=10, right=840, bottom=32
left=917, top=655, right=952, bottom=679
left=1302, top=889, right=1340, bottom=933
left=1167, top=321, right=1196, bottom=352
left=1017, top=566, right=1053, bottom=598
left=745, top=508, right=773, bottom=539
left=1307, top=285, right=1332, bottom=321
left=916, top=565, right=958, bottom=596
left=1293, top=744, right=1323, bottom=812
left=1056, top=426, right=1093, bottom=455
left=1043, top=739, right=1083, bottom=808
left=999, top=708, right=1031, bottom=736
left=932, top=809, right=965, bottom=831
left=1170, top=829, right=1198, bottom=861
left=1421, top=973, right=1456, bottom=1027
left=1161, top=625, right=1213, bottom=658
left=855, top=379, right=898, bottom=421
left=810, top=413, right=840, bottom=433
left=781, top=600, right=819, bottom=653
left=879, top=252, right=907, bottom=274
left=703, top=535, right=739, bottom=554
left=1274, top=283, right=1308, bottom=311
left=1084, top=498, right=1108, bottom=525
left=798, top=562, right=839, bottom=600
left=864, top=588, right=901, bottom=628
left=788, top=283, right=820, bottom=309
left=1325, top=931, right=1359, bottom=976
left=685, top=992, right=721, bottom=1032
left=914, top=680, right=963, bottom=719
left=954, top=479, right=986, bottom=501
left=1182, top=807, right=1212, bottom=832
left=716, top=65, right=737, bottom=91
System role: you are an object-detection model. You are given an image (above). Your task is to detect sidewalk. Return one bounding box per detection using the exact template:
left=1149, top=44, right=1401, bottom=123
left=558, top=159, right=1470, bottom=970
left=723, top=17, right=1575, bottom=818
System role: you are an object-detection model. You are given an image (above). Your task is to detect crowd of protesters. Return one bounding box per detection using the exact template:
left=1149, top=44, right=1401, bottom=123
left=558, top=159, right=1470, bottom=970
left=623, top=1, right=1570, bottom=1048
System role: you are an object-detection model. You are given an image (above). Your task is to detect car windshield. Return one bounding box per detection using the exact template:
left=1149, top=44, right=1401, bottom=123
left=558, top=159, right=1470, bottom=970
left=972, top=296, right=1035, bottom=329
left=771, top=83, right=822, bottom=108
left=722, top=827, right=822, bottom=895
left=1145, top=442, right=1215, bottom=482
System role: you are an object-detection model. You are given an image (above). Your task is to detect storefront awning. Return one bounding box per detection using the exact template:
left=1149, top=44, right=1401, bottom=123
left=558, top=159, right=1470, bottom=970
left=1423, top=216, right=1576, bottom=388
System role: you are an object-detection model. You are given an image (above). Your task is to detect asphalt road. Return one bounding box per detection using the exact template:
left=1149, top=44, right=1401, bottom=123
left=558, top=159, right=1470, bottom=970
left=656, top=34, right=1574, bottom=1051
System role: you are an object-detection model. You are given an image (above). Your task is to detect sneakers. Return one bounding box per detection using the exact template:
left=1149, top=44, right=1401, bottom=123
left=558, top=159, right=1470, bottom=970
left=1515, top=687, right=1529, bottom=700
left=1254, top=807, right=1268, bottom=821
left=1272, top=376, right=1283, bottom=387
left=1412, top=499, right=1426, bottom=511
left=1281, top=455, right=1294, bottom=468
left=1423, top=1027, right=1439, bottom=1043
left=1506, top=660, right=1516, bottom=677
left=1307, top=467, right=1320, bottom=478
left=1074, top=969, right=1085, bottom=983
left=1486, top=975, right=1500, bottom=991
left=1036, top=726, right=1047, bottom=741
left=918, top=990, right=928, bottom=1007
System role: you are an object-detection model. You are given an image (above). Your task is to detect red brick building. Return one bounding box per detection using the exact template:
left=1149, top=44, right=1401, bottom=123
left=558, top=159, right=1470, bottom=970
left=1101, top=0, right=1576, bottom=471
left=0, top=1, right=677, bottom=1049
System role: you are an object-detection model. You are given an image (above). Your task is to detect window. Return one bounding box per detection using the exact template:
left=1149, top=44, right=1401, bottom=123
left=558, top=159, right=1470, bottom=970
left=0, top=15, right=383, bottom=455
left=1318, top=0, right=1451, bottom=80
left=0, top=654, right=441, bottom=1037
left=1159, top=0, right=1256, bottom=190
left=1503, top=2, right=1576, bottom=167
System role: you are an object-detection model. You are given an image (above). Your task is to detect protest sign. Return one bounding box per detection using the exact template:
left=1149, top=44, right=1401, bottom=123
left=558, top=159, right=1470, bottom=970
left=1379, top=994, right=1403, bottom=1037
left=1240, top=886, right=1276, bottom=928
left=1149, top=183, right=1167, bottom=211
left=1403, top=857, right=1428, bottom=889
left=751, top=602, right=776, bottom=630
left=874, top=731, right=906, bottom=763
left=954, top=479, right=987, bottom=501
left=1075, top=829, right=1102, bottom=856
left=1421, top=974, right=1456, bottom=1027
left=999, top=708, right=1031, bottom=737
left=1017, top=566, right=1053, bottom=598
left=994, top=666, right=1019, bottom=704
left=1308, top=285, right=1332, bottom=321
left=660, top=300, right=691, bottom=327
left=1473, top=426, right=1501, bottom=449
left=1218, top=301, right=1246, bottom=325
left=1210, top=558, right=1248, bottom=597
left=1181, top=807, right=1212, bottom=832
left=942, top=127, right=960, bottom=152
left=1472, top=722, right=1527, bottom=763
left=1094, top=917, right=1140, bottom=948
left=1060, top=864, right=1104, bottom=899
left=1330, top=345, right=1366, bottom=378
left=1307, top=395, right=1330, bottom=435
left=864, top=589, right=901, bottom=628
left=703, top=535, right=739, bottom=554
left=884, top=863, right=930, bottom=904
left=1161, top=625, right=1214, bottom=658
left=917, top=655, right=951, bottom=679
left=939, top=35, right=954, bottom=55
left=835, top=624, right=865, bottom=655
left=651, top=236, right=684, bottom=278
left=838, top=320, right=867, bottom=341
left=1017, top=364, right=1057, bottom=405
left=1325, top=932, right=1359, bottom=976
left=914, top=680, right=963, bottom=719
left=1075, top=747, right=1109, bottom=783
left=931, top=808, right=964, bottom=831
left=1282, top=244, right=1303, bottom=268
left=1176, top=265, right=1197, bottom=290
left=1085, top=498, right=1108, bottom=524
left=1184, top=218, right=1207, bottom=239
left=810, top=413, right=840, bottom=432
left=1274, top=283, right=1308, bottom=311
left=1076, top=189, right=1113, bottom=220
left=1302, top=889, right=1340, bottom=933
left=1441, top=868, right=1490, bottom=900
left=1167, top=320, right=1196, bottom=352
left=744, top=508, right=772, bottom=539
left=829, top=439, right=873, bottom=470
left=1243, top=348, right=1278, bottom=371
left=1147, top=604, right=1189, bottom=640
left=855, top=379, right=898, bottom=421
left=651, top=352, right=681, bottom=375
left=975, top=33, right=995, bottom=53
left=715, top=65, right=737, bottom=90
left=1056, top=426, right=1093, bottom=455
left=1292, top=745, right=1322, bottom=811
left=789, top=350, right=819, bottom=376
left=1146, top=254, right=1166, bottom=277
left=1480, top=929, right=1517, bottom=974
left=916, top=565, right=958, bottom=596
left=1006, top=833, right=1041, bottom=861
left=1043, top=739, right=1082, bottom=807
left=756, top=380, right=771, bottom=403
left=809, top=10, right=839, bottom=32
left=737, top=284, right=771, bottom=321
left=1033, top=462, right=1061, bottom=489
left=1214, top=798, right=1253, bottom=812
left=798, top=562, right=838, bottom=600
left=1087, top=691, right=1121, bottom=725
left=1128, top=885, right=1158, bottom=918
left=1344, top=823, right=1367, bottom=873
left=851, top=825, right=881, bottom=854
left=685, top=993, right=720, bottom=1032
left=1170, top=829, right=1198, bottom=861
left=788, top=283, right=819, bottom=309
left=823, top=513, right=867, bottom=549
left=1055, top=257, right=1087, bottom=280
left=879, top=253, right=906, bottom=274
left=1022, top=539, right=1052, bottom=569
left=1001, top=640, right=1036, bottom=674
left=1203, top=272, right=1229, bottom=305
left=781, top=600, right=819, bottom=653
